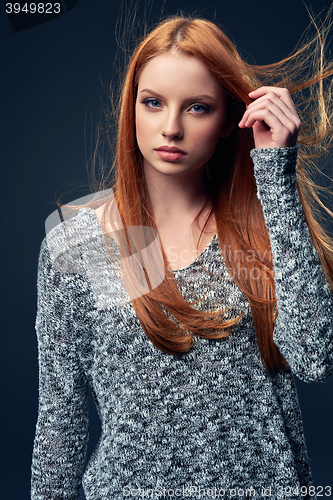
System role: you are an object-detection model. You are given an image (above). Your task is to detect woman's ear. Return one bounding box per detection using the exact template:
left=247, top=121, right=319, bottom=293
left=220, top=122, right=235, bottom=138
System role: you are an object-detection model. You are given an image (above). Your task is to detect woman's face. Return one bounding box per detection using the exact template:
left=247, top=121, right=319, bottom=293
left=135, top=51, right=231, bottom=181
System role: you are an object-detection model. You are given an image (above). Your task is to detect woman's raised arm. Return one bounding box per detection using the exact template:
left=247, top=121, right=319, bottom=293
left=251, top=145, right=333, bottom=382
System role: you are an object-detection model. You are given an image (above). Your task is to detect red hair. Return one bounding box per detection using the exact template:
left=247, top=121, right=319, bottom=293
left=97, top=16, right=333, bottom=372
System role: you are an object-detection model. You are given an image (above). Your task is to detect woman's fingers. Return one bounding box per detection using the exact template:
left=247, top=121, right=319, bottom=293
left=248, top=86, right=298, bottom=117
left=238, top=86, right=301, bottom=149
left=240, top=100, right=300, bottom=134
left=241, top=108, right=298, bottom=148
left=240, top=92, right=300, bottom=127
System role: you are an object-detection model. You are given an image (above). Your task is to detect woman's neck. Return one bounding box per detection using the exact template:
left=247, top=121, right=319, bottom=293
left=144, top=163, right=211, bottom=231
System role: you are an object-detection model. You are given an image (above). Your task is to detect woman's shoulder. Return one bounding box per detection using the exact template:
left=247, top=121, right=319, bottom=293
left=41, top=206, right=105, bottom=276
left=40, top=202, right=130, bottom=310
left=94, top=198, right=123, bottom=236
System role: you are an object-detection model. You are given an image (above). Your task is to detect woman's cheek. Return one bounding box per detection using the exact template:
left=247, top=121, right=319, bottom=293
left=136, top=113, right=157, bottom=148
left=197, top=129, right=221, bottom=162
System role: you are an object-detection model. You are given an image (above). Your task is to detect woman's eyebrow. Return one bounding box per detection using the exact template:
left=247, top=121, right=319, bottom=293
left=140, top=88, right=162, bottom=96
left=139, top=88, right=217, bottom=103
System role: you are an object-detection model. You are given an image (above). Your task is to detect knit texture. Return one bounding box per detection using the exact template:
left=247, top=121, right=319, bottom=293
left=31, top=147, right=333, bottom=499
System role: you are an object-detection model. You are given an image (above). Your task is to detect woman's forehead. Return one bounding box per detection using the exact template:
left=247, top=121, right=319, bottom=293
left=137, top=51, right=225, bottom=99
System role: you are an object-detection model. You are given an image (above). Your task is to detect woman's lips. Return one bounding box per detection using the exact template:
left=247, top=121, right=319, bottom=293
left=154, top=146, right=187, bottom=162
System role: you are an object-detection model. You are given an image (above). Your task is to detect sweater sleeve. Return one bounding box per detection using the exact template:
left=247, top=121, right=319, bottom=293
left=250, top=146, right=333, bottom=383
left=31, top=237, right=89, bottom=499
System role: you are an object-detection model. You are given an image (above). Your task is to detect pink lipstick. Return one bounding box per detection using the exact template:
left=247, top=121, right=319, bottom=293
left=154, top=146, right=187, bottom=162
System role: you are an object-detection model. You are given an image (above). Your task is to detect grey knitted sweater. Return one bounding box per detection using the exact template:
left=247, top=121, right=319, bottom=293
left=31, top=147, right=333, bottom=500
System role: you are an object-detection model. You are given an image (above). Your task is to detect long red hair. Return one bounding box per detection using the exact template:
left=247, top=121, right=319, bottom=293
left=96, top=16, right=333, bottom=372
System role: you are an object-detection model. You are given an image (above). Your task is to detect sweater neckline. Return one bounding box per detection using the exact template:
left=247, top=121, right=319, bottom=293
left=170, top=233, right=218, bottom=274
left=77, top=207, right=218, bottom=276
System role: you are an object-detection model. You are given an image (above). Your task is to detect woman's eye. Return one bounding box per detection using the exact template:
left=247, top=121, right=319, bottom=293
left=142, top=98, right=161, bottom=108
left=190, top=104, right=210, bottom=113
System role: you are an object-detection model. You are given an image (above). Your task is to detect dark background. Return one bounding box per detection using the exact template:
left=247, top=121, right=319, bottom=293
left=1, top=0, right=332, bottom=498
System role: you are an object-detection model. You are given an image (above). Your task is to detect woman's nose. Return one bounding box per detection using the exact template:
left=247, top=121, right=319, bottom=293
left=161, top=110, right=183, bottom=140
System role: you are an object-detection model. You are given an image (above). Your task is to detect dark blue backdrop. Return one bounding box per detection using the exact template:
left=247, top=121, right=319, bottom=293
left=1, top=1, right=332, bottom=498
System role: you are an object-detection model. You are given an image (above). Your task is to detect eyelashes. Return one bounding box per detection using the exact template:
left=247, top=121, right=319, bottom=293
left=190, top=103, right=211, bottom=113
left=140, top=98, right=211, bottom=114
left=142, top=98, right=161, bottom=109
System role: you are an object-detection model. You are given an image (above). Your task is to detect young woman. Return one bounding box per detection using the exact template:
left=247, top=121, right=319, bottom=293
left=31, top=16, right=333, bottom=500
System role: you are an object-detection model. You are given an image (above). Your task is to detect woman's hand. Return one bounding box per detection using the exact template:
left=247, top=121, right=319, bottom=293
left=238, top=86, right=301, bottom=149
